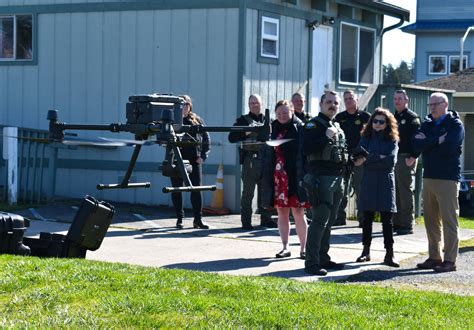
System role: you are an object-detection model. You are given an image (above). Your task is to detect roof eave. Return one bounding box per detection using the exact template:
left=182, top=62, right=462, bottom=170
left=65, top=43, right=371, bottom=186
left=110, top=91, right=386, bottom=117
left=352, top=0, right=410, bottom=21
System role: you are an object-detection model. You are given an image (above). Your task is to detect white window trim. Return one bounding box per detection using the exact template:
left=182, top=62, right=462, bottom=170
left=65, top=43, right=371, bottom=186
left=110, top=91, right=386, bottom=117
left=448, top=55, right=468, bottom=74
left=338, top=22, right=376, bottom=86
left=261, top=16, right=279, bottom=59
left=428, top=55, right=447, bottom=75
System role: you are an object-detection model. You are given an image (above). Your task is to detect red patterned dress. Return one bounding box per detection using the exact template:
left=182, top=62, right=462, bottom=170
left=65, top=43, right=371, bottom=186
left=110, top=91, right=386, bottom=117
left=273, top=131, right=310, bottom=208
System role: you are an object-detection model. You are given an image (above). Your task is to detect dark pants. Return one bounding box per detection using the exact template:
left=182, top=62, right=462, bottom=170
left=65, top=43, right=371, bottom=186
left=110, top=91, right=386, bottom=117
left=362, top=211, right=394, bottom=248
left=241, top=154, right=272, bottom=226
left=305, top=174, right=343, bottom=268
left=336, top=165, right=364, bottom=224
left=170, top=163, right=202, bottom=221
left=393, top=154, right=416, bottom=230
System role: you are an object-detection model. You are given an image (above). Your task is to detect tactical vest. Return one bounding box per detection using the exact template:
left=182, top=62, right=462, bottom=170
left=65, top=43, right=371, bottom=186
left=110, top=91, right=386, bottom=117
left=307, top=116, right=348, bottom=164
left=240, top=114, right=263, bottom=152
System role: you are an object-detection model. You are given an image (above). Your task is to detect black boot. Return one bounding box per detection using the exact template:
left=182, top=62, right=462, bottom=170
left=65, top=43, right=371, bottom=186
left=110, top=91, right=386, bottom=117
left=356, top=245, right=371, bottom=262
left=193, top=218, right=209, bottom=229
left=176, top=218, right=183, bottom=229
left=383, top=246, right=400, bottom=267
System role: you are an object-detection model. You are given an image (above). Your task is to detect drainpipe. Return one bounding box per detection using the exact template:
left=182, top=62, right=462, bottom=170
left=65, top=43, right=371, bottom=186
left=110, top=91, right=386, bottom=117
left=380, top=16, right=405, bottom=83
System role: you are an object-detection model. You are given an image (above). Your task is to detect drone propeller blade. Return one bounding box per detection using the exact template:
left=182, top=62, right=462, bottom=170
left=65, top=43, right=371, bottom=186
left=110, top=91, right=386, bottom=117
left=61, top=137, right=127, bottom=147
left=99, top=137, right=156, bottom=146
left=266, top=138, right=295, bottom=147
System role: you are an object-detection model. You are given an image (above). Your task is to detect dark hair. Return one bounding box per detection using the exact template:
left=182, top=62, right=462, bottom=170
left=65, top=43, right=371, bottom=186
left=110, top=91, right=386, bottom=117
left=320, top=90, right=338, bottom=104
left=394, top=89, right=408, bottom=98
left=343, top=89, right=355, bottom=97
left=274, top=99, right=293, bottom=112
left=361, top=107, right=399, bottom=142
left=181, top=94, right=201, bottom=125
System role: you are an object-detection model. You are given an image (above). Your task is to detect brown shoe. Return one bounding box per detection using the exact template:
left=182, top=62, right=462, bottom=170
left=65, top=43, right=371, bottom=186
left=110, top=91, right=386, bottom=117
left=434, top=261, right=457, bottom=273
left=416, top=258, right=442, bottom=269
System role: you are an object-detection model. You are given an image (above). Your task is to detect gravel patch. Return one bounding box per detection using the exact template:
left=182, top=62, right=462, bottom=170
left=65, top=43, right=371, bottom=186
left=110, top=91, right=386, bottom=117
left=341, top=246, right=474, bottom=296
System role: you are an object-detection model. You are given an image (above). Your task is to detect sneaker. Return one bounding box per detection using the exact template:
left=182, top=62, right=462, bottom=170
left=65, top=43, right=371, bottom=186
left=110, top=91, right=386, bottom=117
left=241, top=224, right=254, bottom=230
left=416, top=258, right=442, bottom=269
left=304, top=266, right=328, bottom=276
left=434, top=261, right=456, bottom=273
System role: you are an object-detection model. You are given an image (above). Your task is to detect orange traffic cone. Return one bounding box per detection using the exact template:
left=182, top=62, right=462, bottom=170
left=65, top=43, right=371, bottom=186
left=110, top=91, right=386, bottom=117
left=203, top=164, right=230, bottom=215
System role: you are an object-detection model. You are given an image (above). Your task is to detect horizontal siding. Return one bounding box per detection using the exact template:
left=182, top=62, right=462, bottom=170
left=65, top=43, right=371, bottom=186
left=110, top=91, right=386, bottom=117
left=244, top=9, right=309, bottom=117
left=0, top=8, right=240, bottom=208
left=418, top=0, right=474, bottom=20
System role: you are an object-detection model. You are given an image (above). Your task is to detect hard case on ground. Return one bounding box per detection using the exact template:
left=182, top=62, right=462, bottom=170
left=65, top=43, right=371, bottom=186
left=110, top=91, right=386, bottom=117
left=0, top=212, right=31, bottom=255
left=66, top=195, right=115, bottom=251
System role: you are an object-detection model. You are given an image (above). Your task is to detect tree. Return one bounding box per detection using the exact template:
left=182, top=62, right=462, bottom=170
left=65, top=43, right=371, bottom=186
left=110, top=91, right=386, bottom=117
left=383, top=60, right=414, bottom=84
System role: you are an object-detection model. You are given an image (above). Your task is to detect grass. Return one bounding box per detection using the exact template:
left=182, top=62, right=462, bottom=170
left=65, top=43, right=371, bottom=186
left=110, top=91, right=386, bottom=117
left=0, top=256, right=473, bottom=328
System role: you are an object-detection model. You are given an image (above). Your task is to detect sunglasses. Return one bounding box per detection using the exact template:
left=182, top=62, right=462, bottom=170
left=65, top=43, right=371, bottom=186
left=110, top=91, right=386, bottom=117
left=372, top=119, right=386, bottom=125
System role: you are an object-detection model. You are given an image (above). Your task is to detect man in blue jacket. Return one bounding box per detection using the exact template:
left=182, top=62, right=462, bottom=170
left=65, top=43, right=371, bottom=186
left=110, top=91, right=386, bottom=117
left=413, top=92, right=464, bottom=273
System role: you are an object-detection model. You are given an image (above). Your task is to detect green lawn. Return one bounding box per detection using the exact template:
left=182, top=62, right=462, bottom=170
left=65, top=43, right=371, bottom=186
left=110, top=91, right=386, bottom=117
left=1, top=255, right=473, bottom=328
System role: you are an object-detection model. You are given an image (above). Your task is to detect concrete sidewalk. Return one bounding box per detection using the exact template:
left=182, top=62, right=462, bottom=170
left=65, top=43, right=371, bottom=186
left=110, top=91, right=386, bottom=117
left=19, top=203, right=474, bottom=282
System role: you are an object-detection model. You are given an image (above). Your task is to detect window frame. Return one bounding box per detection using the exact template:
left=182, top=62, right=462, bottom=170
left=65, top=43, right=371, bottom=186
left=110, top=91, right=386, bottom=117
left=0, top=13, right=36, bottom=65
left=428, top=55, right=447, bottom=75
left=449, top=55, right=468, bottom=74
left=338, top=21, right=376, bottom=86
left=258, top=13, right=280, bottom=65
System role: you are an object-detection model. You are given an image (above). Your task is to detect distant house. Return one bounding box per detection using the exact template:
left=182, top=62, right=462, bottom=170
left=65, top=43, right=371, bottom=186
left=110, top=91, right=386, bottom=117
left=402, top=0, right=474, bottom=82
left=0, top=0, right=409, bottom=210
left=415, top=68, right=474, bottom=175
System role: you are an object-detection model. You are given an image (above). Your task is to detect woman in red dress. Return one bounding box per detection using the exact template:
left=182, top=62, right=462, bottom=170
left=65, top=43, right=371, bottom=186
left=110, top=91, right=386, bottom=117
left=262, top=100, right=309, bottom=259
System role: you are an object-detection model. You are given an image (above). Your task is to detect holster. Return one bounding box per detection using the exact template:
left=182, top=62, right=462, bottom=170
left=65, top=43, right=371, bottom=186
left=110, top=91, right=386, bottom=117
left=301, top=173, right=320, bottom=206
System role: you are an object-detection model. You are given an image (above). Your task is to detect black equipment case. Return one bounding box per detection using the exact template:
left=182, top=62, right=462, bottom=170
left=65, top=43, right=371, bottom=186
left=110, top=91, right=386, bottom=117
left=0, top=212, right=31, bottom=256
left=23, top=195, right=115, bottom=258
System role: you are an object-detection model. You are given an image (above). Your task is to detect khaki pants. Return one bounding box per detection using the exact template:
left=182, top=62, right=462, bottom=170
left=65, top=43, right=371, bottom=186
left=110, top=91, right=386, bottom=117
left=423, top=178, right=460, bottom=263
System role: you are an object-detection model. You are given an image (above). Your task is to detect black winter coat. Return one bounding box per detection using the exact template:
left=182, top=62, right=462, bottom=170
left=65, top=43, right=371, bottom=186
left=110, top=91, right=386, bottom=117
left=358, top=132, right=398, bottom=212
left=180, top=115, right=211, bottom=163
left=261, top=116, right=306, bottom=208
left=412, top=111, right=464, bottom=181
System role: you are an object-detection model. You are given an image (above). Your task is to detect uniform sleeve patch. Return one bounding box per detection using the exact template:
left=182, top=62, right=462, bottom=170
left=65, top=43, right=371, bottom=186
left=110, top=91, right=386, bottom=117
left=412, top=118, right=420, bottom=125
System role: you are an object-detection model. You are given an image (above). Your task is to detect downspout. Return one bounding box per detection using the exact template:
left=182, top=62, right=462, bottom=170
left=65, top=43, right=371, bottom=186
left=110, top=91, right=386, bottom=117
left=379, top=15, right=405, bottom=82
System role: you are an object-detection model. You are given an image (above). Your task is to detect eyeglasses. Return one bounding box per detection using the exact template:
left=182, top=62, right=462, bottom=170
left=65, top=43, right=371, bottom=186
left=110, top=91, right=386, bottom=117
left=427, top=101, right=445, bottom=107
left=372, top=119, right=386, bottom=125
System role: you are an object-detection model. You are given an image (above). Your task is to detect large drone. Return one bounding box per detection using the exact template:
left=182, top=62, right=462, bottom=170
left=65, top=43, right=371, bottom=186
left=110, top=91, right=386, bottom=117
left=47, top=93, right=270, bottom=193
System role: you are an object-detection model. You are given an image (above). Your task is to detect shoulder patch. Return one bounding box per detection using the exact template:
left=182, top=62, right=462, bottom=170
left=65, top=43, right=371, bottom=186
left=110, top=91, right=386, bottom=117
left=412, top=118, right=420, bottom=125
left=305, top=122, right=317, bottom=129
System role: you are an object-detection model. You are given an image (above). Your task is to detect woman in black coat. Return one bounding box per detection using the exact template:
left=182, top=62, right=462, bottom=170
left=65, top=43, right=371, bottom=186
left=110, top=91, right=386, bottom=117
left=354, top=107, right=400, bottom=267
left=261, top=100, right=309, bottom=259
left=171, top=95, right=210, bottom=229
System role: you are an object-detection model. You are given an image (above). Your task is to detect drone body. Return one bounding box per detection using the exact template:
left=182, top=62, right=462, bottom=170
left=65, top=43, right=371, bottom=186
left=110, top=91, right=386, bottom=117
left=47, top=93, right=270, bottom=193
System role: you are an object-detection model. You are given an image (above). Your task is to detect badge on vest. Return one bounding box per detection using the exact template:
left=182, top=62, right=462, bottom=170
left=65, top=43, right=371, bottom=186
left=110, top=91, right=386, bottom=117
left=305, top=122, right=317, bottom=129
left=355, top=119, right=361, bottom=125
left=401, top=119, right=406, bottom=125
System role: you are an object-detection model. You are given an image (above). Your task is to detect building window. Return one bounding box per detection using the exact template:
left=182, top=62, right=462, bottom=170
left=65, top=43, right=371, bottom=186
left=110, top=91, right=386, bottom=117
left=449, top=55, right=468, bottom=74
left=0, top=14, right=33, bottom=61
left=261, top=16, right=279, bottom=59
left=429, top=55, right=447, bottom=75
left=339, top=22, right=375, bottom=85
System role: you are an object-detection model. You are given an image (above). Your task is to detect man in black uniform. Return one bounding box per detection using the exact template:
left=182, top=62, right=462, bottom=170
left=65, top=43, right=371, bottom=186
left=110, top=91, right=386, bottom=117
left=302, top=91, right=347, bottom=276
left=228, top=94, right=275, bottom=230
left=393, top=89, right=420, bottom=235
left=334, top=90, right=370, bottom=226
left=292, top=92, right=311, bottom=123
